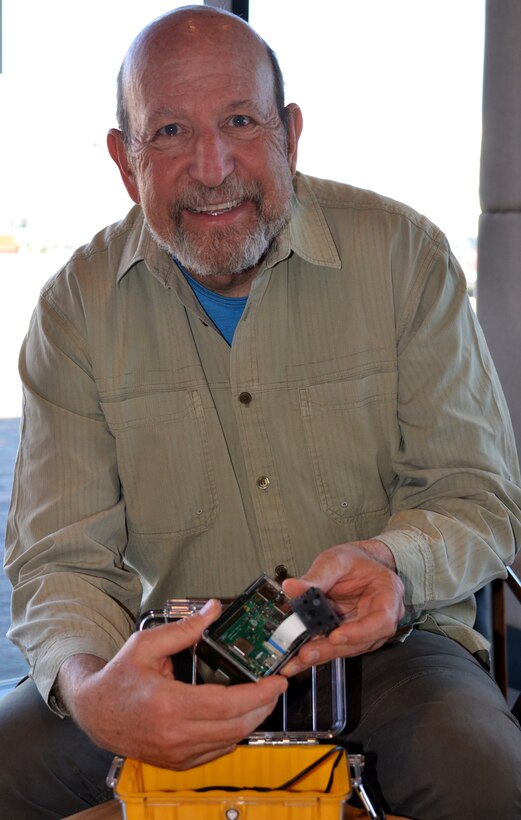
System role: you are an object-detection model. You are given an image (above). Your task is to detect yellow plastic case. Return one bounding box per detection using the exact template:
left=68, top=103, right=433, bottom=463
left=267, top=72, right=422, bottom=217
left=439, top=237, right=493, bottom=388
left=109, top=744, right=350, bottom=820
left=108, top=594, right=355, bottom=819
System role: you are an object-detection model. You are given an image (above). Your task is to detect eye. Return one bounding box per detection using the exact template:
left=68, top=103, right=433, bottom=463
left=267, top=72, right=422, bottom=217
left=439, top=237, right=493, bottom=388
left=158, top=123, right=180, bottom=137
left=229, top=114, right=252, bottom=128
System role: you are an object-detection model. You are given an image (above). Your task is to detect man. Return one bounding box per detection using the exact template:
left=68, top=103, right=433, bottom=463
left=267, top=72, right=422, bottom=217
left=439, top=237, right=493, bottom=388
left=2, top=6, right=521, bottom=818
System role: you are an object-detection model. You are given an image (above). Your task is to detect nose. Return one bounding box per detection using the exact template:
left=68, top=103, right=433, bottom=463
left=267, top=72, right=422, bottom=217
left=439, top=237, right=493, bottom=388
left=188, top=128, right=234, bottom=187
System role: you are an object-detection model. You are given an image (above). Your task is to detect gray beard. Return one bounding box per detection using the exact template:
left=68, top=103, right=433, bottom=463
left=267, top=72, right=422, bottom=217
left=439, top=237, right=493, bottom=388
left=151, top=212, right=289, bottom=278
left=148, top=178, right=292, bottom=277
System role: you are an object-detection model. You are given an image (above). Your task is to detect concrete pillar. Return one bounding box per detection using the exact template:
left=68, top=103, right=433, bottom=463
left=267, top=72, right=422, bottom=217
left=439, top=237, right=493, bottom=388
left=477, top=0, right=521, bottom=457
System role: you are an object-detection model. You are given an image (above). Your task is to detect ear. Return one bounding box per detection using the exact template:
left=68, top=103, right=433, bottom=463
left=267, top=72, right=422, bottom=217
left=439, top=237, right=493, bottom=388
left=107, top=128, right=140, bottom=204
left=284, top=103, right=303, bottom=175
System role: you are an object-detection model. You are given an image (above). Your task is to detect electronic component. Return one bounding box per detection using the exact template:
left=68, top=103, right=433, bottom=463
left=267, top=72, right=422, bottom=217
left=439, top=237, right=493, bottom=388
left=197, top=574, right=341, bottom=685
left=138, top=590, right=347, bottom=739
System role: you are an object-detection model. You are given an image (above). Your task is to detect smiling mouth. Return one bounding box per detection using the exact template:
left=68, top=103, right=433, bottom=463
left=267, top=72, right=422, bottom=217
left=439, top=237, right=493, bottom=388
left=186, top=200, right=243, bottom=217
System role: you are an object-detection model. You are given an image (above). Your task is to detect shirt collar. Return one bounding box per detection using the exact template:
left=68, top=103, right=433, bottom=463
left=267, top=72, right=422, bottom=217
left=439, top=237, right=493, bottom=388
left=266, top=172, right=341, bottom=270
left=115, top=207, right=179, bottom=288
left=115, top=171, right=342, bottom=284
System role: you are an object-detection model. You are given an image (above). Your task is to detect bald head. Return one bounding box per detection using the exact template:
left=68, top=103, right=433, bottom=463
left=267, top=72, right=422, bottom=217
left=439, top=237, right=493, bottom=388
left=116, top=5, right=286, bottom=146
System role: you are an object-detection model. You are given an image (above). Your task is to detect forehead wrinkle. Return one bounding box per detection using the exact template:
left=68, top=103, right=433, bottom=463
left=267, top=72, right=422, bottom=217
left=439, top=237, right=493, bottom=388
left=139, top=83, right=274, bottom=122
left=226, top=98, right=264, bottom=112
left=141, top=96, right=267, bottom=121
left=122, top=9, right=279, bottom=137
left=148, top=104, right=187, bottom=120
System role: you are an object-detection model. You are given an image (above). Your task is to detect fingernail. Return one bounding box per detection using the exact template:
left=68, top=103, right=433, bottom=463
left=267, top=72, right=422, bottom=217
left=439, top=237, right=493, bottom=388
left=199, top=598, right=215, bottom=614
left=282, top=660, right=301, bottom=676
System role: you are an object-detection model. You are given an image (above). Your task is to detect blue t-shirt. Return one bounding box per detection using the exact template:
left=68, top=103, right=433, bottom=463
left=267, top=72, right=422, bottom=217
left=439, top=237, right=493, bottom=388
left=179, top=263, right=247, bottom=345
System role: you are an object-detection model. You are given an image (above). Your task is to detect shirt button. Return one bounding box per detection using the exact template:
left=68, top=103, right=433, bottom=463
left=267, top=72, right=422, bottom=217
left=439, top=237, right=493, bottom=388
left=238, top=391, right=252, bottom=405
left=256, top=476, right=270, bottom=490
left=274, top=564, right=289, bottom=582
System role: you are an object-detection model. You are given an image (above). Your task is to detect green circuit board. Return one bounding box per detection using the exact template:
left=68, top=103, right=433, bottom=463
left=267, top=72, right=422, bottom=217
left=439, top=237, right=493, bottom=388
left=214, top=585, right=293, bottom=677
left=201, top=574, right=341, bottom=683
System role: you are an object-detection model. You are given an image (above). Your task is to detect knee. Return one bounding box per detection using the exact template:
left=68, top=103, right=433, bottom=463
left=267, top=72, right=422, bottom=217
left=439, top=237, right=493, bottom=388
left=379, top=689, right=521, bottom=819
left=0, top=680, right=53, bottom=810
left=0, top=678, right=114, bottom=819
left=0, top=680, right=44, bottom=773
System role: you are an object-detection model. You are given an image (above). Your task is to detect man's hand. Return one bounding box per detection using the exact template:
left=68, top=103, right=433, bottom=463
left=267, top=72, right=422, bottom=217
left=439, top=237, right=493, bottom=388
left=282, top=540, right=405, bottom=673
left=56, top=599, right=287, bottom=770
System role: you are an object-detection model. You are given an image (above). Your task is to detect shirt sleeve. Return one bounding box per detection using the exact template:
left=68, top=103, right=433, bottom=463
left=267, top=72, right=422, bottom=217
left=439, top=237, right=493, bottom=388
left=4, top=276, right=143, bottom=706
left=378, top=234, right=521, bottom=618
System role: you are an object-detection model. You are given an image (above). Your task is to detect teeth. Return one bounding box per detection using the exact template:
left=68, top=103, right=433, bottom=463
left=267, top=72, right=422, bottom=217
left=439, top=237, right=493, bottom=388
left=189, top=200, right=240, bottom=215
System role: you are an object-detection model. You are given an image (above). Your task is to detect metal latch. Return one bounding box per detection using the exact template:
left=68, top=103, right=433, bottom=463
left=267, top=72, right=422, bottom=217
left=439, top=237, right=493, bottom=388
left=348, top=753, right=386, bottom=819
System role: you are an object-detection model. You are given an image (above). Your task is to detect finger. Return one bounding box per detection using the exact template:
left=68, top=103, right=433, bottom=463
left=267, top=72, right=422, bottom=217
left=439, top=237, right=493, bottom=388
left=187, top=675, right=288, bottom=722
left=282, top=636, right=387, bottom=676
left=281, top=604, right=400, bottom=672
left=201, top=700, right=281, bottom=741
left=155, top=688, right=285, bottom=761
left=282, top=547, right=350, bottom=597
left=199, top=700, right=280, bottom=744
left=135, top=598, right=222, bottom=660
left=304, top=614, right=393, bottom=656
left=282, top=577, right=313, bottom=598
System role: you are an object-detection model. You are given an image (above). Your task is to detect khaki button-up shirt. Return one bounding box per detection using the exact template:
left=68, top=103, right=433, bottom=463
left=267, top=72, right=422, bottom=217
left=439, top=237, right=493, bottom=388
left=5, top=172, right=521, bottom=703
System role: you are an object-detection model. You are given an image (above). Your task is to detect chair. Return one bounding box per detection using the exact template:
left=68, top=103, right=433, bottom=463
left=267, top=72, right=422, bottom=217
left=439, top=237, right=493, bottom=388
left=475, top=565, right=521, bottom=714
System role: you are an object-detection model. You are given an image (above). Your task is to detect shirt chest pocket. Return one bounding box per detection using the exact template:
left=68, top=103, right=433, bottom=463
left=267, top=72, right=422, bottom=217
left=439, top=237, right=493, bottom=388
left=298, top=371, right=399, bottom=522
left=101, top=390, right=217, bottom=536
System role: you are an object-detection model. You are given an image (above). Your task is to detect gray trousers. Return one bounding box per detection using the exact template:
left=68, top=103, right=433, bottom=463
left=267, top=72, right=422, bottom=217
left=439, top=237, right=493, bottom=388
left=1, top=630, right=520, bottom=820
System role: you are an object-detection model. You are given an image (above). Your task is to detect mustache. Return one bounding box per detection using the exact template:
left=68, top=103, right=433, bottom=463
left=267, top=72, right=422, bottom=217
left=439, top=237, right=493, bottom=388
left=171, top=179, right=263, bottom=215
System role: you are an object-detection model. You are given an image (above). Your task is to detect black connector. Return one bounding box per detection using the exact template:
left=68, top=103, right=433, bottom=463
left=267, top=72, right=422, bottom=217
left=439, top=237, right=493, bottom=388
left=291, top=587, right=342, bottom=636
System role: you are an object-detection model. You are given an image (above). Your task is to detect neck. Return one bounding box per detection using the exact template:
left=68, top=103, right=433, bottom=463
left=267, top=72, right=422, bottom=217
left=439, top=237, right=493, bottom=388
left=185, top=264, right=261, bottom=297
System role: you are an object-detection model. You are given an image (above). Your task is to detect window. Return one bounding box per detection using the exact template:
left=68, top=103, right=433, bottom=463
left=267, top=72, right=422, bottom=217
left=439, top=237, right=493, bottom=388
left=250, top=0, right=484, bottom=300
